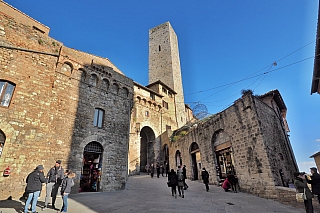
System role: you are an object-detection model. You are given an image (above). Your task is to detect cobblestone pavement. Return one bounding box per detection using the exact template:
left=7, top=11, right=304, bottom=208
left=0, top=174, right=310, bottom=213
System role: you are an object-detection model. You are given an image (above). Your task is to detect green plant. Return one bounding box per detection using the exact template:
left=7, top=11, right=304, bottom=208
left=38, top=39, right=43, bottom=45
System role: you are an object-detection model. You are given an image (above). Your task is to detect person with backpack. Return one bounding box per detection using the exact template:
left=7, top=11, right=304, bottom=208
left=201, top=168, right=210, bottom=192
left=177, top=166, right=185, bottom=198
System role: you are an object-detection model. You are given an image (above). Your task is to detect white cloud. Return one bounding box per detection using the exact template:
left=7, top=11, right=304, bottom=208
left=298, top=161, right=317, bottom=174
left=316, top=139, right=320, bottom=142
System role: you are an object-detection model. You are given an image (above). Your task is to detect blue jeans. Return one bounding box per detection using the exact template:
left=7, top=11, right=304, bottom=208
left=24, top=191, right=40, bottom=213
left=61, top=193, right=69, bottom=212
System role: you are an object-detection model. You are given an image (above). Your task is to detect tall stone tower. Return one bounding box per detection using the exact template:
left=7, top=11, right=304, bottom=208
left=149, top=22, right=186, bottom=128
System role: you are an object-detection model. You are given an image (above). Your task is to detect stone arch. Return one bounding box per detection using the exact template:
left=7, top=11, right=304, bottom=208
left=175, top=150, right=182, bottom=168
left=110, top=83, right=119, bottom=94
left=189, top=142, right=201, bottom=180
left=78, top=68, right=87, bottom=82
left=61, top=62, right=73, bottom=76
left=0, top=129, right=6, bottom=157
left=89, top=73, right=98, bottom=87
left=119, top=87, right=129, bottom=97
left=81, top=141, right=104, bottom=192
left=101, top=78, right=110, bottom=91
left=0, top=119, right=16, bottom=158
left=212, top=129, right=235, bottom=180
left=140, top=126, right=155, bottom=172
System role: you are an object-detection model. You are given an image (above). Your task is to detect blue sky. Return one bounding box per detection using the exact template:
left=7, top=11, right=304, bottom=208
left=4, top=0, right=320, bottom=173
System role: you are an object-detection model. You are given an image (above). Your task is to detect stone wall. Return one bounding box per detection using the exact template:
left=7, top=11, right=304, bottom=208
left=167, top=93, right=297, bottom=199
left=0, top=6, right=133, bottom=199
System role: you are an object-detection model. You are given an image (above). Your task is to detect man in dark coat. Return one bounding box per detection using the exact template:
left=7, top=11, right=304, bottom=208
left=201, top=168, right=209, bottom=192
left=24, top=165, right=48, bottom=213
left=43, top=160, right=64, bottom=210
left=308, top=167, right=320, bottom=204
left=168, top=169, right=178, bottom=198
left=182, top=165, right=188, bottom=190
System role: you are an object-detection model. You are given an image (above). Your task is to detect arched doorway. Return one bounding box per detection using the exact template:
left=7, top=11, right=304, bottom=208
left=80, top=142, right=103, bottom=192
left=163, top=144, right=169, bottom=168
left=0, top=129, right=5, bottom=157
left=140, top=126, right=155, bottom=172
left=190, top=142, right=200, bottom=180
left=175, top=150, right=182, bottom=168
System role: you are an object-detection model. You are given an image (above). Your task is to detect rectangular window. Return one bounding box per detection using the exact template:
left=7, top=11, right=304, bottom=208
left=162, top=87, right=167, bottom=94
left=145, top=111, right=149, bottom=117
left=94, top=108, right=104, bottom=128
left=0, top=81, right=15, bottom=107
left=168, top=92, right=172, bottom=98
left=150, top=93, right=155, bottom=100
left=162, top=100, right=168, bottom=109
left=166, top=125, right=171, bottom=130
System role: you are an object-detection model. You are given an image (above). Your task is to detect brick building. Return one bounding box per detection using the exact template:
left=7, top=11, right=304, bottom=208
left=0, top=1, right=133, bottom=199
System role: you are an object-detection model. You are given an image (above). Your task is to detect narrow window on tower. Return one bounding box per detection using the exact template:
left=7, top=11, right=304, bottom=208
left=159, top=45, right=161, bottom=51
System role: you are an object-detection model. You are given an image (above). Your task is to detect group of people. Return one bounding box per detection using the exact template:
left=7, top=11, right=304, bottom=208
left=146, top=162, right=170, bottom=178
left=23, top=160, right=75, bottom=213
left=294, top=167, right=320, bottom=213
left=167, top=165, right=189, bottom=198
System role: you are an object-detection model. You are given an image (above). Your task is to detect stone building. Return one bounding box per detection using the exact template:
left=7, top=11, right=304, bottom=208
left=0, top=1, right=298, bottom=201
left=128, top=22, right=194, bottom=174
left=0, top=1, right=133, bottom=199
left=166, top=90, right=298, bottom=198
left=312, top=0, right=320, bottom=94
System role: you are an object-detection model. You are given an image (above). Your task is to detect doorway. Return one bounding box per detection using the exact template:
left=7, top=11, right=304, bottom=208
left=190, top=142, right=200, bottom=180
left=80, top=142, right=103, bottom=192
left=140, top=126, right=155, bottom=172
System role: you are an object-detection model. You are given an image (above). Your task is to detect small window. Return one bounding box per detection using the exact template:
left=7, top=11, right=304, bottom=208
left=0, top=129, right=5, bottom=158
left=162, top=87, right=167, bottom=94
left=145, top=111, right=149, bottom=117
left=166, top=125, right=171, bottom=130
left=0, top=81, right=15, bottom=107
left=159, top=45, right=161, bottom=51
left=94, top=108, right=104, bottom=128
left=168, top=92, right=172, bottom=98
left=162, top=100, right=168, bottom=109
left=150, top=93, right=155, bottom=100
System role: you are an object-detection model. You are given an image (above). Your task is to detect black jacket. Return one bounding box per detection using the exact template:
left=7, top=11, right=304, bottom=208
left=47, top=166, right=64, bottom=185
left=168, top=171, right=178, bottom=186
left=307, top=173, right=320, bottom=195
left=25, top=169, right=48, bottom=193
left=61, top=176, right=75, bottom=194
left=201, top=170, right=209, bottom=184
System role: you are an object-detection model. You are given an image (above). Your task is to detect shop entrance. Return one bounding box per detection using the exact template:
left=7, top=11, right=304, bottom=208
left=80, top=142, right=103, bottom=192
left=190, top=142, right=200, bottom=180
left=215, top=145, right=235, bottom=179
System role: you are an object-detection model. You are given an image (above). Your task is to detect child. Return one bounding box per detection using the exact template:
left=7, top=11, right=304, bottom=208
left=58, top=170, right=75, bottom=213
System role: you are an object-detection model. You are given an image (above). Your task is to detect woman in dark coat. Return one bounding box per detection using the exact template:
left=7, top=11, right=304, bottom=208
left=168, top=169, right=178, bottom=198
left=201, top=168, right=209, bottom=192
left=294, top=172, right=314, bottom=213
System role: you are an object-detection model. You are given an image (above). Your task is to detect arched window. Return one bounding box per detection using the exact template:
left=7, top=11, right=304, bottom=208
left=61, top=62, right=73, bottom=76
left=110, top=83, right=119, bottom=94
left=0, top=129, right=5, bottom=157
left=0, top=80, right=15, bottom=107
left=101, top=79, right=110, bottom=90
left=89, top=74, right=98, bottom=86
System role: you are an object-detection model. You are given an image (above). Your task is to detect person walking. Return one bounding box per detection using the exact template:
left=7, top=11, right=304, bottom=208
left=168, top=169, right=178, bottom=198
left=307, top=167, right=320, bottom=204
left=145, top=164, right=150, bottom=175
left=161, top=163, right=164, bottom=177
left=182, top=165, right=188, bottom=190
left=201, top=168, right=210, bottom=192
left=156, top=163, right=160, bottom=178
left=150, top=164, right=155, bottom=178
left=294, top=171, right=314, bottom=213
left=24, top=165, right=48, bottom=213
left=43, top=160, right=64, bottom=210
left=58, top=170, right=75, bottom=213
left=165, top=162, right=169, bottom=177
left=177, top=166, right=185, bottom=198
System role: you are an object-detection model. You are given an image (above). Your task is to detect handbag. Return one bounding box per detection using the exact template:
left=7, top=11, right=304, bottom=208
left=167, top=181, right=172, bottom=187
left=296, top=188, right=307, bottom=202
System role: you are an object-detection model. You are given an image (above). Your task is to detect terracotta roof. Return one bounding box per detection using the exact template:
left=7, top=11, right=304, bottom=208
left=310, top=151, right=320, bottom=158
left=146, top=80, right=177, bottom=94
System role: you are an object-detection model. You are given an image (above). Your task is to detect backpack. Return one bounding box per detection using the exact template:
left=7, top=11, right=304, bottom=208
left=177, top=171, right=184, bottom=181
